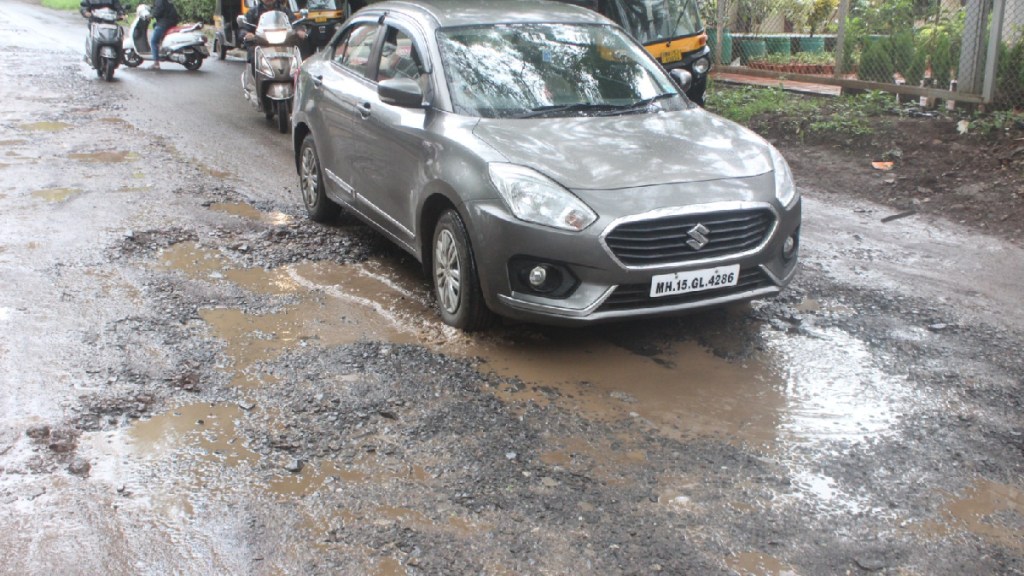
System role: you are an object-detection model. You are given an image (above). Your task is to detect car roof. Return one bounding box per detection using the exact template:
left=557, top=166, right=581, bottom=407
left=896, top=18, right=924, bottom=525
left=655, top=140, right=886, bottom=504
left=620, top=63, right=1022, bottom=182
left=361, top=0, right=612, bottom=29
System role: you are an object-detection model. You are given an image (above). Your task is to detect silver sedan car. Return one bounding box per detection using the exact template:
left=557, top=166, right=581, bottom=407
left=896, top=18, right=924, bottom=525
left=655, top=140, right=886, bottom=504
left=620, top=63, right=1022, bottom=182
left=292, top=0, right=800, bottom=330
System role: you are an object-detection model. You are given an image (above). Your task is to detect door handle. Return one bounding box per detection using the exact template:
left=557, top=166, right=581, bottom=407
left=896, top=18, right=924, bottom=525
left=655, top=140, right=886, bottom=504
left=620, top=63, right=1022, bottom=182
left=311, top=74, right=323, bottom=88
left=358, top=101, right=372, bottom=119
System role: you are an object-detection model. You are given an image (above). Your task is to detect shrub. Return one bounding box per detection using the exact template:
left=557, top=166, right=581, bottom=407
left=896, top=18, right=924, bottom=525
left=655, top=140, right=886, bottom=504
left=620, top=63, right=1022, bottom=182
left=858, top=36, right=893, bottom=82
left=996, top=39, right=1024, bottom=108
left=890, top=30, right=915, bottom=78
left=172, top=0, right=215, bottom=22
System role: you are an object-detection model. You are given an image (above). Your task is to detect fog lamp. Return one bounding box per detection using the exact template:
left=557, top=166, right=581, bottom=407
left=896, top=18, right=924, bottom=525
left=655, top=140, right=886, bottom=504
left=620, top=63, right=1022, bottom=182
left=508, top=257, right=579, bottom=298
left=783, top=233, right=799, bottom=260
left=528, top=266, right=548, bottom=288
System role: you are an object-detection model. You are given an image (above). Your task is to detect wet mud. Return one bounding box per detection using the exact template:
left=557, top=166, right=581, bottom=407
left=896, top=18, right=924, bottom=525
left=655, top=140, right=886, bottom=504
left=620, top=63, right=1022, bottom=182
left=1, top=5, right=1022, bottom=575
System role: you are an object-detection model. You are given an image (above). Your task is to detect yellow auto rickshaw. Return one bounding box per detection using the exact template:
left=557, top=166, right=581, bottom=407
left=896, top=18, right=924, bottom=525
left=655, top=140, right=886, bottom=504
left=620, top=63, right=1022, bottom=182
left=294, top=0, right=363, bottom=59
left=212, top=0, right=248, bottom=60
left=555, top=0, right=711, bottom=105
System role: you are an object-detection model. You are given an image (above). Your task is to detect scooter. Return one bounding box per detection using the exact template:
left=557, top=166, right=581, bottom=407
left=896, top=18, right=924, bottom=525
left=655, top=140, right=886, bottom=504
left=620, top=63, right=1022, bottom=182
left=82, top=6, right=124, bottom=81
left=238, top=10, right=306, bottom=133
left=121, top=4, right=210, bottom=71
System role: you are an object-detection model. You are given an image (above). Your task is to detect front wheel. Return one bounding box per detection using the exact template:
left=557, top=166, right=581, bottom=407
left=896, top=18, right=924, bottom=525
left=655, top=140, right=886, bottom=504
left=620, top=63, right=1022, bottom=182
left=102, top=57, right=116, bottom=81
left=215, top=38, right=227, bottom=60
left=275, top=100, right=290, bottom=133
left=298, top=134, right=340, bottom=222
left=432, top=209, right=493, bottom=331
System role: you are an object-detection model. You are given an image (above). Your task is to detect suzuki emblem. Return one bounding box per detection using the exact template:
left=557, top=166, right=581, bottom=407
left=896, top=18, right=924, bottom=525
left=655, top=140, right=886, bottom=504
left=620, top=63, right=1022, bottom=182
left=686, top=223, right=710, bottom=250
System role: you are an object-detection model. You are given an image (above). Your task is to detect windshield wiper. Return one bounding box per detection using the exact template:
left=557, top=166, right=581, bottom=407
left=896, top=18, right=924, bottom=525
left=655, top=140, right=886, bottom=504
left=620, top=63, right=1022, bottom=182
left=513, top=93, right=678, bottom=119
left=602, top=92, right=678, bottom=115
left=514, top=103, right=622, bottom=119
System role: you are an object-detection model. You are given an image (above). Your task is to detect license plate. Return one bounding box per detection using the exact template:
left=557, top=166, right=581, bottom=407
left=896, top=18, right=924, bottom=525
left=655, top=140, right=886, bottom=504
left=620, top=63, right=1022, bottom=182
left=649, top=264, right=739, bottom=298
left=661, top=49, right=683, bottom=64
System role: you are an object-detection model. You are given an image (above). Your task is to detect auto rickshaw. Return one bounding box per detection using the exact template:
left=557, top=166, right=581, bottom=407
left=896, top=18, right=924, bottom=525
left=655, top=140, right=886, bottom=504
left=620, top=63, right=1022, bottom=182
left=294, top=0, right=362, bottom=59
left=554, top=0, right=711, bottom=105
left=211, top=0, right=247, bottom=60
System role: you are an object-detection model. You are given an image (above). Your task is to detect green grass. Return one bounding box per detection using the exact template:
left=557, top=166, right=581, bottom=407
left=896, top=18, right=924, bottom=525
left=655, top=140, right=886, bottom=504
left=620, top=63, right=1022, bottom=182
left=707, top=83, right=902, bottom=138
left=706, top=83, right=819, bottom=125
left=42, top=0, right=81, bottom=10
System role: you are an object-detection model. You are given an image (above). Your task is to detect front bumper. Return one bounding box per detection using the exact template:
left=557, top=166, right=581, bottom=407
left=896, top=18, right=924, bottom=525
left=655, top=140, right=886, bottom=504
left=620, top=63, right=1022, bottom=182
left=465, top=198, right=801, bottom=326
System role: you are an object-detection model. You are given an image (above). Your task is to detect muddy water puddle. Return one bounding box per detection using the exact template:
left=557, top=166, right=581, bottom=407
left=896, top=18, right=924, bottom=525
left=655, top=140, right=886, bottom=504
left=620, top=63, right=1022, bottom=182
left=918, top=478, right=1024, bottom=551
left=208, top=202, right=292, bottom=225
left=146, top=220, right=929, bottom=541
left=32, top=187, right=80, bottom=203
left=18, top=121, right=71, bottom=132
left=726, top=552, right=800, bottom=576
left=69, top=150, right=138, bottom=163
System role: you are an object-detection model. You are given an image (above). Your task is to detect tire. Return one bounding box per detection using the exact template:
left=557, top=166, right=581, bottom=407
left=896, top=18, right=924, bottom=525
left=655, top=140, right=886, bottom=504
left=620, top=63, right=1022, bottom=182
left=299, top=135, right=340, bottom=223
left=432, top=209, right=493, bottom=331
left=184, top=55, right=203, bottom=71
left=275, top=100, right=290, bottom=134
left=102, top=57, right=116, bottom=81
left=216, top=39, right=226, bottom=60
left=122, top=50, right=142, bottom=68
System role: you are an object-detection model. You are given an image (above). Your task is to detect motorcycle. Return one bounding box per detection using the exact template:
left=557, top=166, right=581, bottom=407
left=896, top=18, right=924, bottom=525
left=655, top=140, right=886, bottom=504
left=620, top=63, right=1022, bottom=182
left=122, top=4, right=210, bottom=71
left=82, top=6, right=124, bottom=81
left=239, top=10, right=306, bottom=133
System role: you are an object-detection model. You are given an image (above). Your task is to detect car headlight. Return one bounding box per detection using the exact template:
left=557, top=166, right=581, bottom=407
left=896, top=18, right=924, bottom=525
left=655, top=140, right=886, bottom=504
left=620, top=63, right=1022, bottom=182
left=489, top=163, right=597, bottom=232
left=691, top=56, right=710, bottom=75
left=769, top=145, right=798, bottom=208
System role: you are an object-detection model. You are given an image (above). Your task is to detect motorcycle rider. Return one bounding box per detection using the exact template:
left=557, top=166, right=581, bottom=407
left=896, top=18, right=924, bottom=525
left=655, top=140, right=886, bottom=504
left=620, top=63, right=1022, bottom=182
left=149, top=0, right=181, bottom=69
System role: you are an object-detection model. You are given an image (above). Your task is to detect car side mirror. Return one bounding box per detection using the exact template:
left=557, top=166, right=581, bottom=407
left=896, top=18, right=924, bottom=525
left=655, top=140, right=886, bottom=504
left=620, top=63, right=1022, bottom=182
left=670, top=69, right=693, bottom=93
left=379, top=77, right=424, bottom=108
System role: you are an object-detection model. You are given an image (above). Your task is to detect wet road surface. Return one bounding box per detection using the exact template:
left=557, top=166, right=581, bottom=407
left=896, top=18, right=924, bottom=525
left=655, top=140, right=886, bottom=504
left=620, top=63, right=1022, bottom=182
left=1, top=1, right=1022, bottom=574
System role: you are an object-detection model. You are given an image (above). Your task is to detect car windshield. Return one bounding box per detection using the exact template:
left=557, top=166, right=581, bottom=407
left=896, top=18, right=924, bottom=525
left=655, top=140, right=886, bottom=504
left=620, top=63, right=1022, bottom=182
left=436, top=22, right=684, bottom=119
left=608, top=0, right=703, bottom=44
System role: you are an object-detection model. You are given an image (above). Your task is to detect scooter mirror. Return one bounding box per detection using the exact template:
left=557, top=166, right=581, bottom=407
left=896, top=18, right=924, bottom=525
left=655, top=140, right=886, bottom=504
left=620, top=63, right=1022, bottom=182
left=236, top=14, right=246, bottom=27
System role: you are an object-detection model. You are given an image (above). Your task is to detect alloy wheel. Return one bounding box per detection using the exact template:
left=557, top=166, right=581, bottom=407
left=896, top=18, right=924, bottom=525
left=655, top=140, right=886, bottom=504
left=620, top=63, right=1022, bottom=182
left=434, top=229, right=461, bottom=314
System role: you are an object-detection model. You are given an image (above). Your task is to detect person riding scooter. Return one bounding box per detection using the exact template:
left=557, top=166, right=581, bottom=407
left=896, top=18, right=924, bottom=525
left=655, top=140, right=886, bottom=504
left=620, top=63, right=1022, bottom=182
left=149, top=0, right=180, bottom=69
left=241, top=0, right=305, bottom=57
left=240, top=0, right=305, bottom=94
left=80, top=0, right=125, bottom=80
left=122, top=4, right=210, bottom=70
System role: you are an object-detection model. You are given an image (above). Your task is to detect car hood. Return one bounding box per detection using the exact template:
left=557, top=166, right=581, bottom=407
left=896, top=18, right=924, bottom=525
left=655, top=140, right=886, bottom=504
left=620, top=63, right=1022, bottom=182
left=472, top=109, right=773, bottom=190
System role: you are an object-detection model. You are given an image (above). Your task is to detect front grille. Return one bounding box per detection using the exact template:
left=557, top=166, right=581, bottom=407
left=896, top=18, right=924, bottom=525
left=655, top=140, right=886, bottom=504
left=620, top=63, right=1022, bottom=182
left=598, top=268, right=774, bottom=312
left=604, top=209, right=775, bottom=266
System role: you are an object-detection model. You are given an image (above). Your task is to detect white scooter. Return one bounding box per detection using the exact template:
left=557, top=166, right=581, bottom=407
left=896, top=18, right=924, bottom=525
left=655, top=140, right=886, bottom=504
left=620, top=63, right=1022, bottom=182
left=122, top=4, right=210, bottom=70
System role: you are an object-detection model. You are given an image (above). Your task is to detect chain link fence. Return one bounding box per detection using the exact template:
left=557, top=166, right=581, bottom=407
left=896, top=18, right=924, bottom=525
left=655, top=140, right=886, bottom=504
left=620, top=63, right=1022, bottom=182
left=703, top=0, right=1024, bottom=110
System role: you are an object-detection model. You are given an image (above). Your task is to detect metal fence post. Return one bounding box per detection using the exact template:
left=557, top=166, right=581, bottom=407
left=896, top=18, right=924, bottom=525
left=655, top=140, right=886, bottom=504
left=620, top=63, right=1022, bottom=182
left=959, top=0, right=990, bottom=95
left=982, top=0, right=1007, bottom=104
left=714, top=0, right=727, bottom=65
left=833, top=0, right=850, bottom=78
